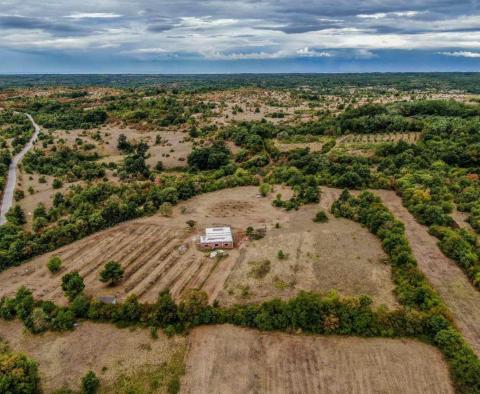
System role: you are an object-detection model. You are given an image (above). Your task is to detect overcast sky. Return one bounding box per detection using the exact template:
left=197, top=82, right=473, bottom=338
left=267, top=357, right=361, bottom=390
left=0, top=0, right=479, bottom=73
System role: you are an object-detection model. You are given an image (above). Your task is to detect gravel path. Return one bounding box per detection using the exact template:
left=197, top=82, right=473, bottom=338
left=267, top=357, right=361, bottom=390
left=0, top=113, right=40, bottom=225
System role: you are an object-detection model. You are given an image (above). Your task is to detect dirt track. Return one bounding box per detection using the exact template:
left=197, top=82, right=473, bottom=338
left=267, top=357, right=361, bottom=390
left=374, top=190, right=480, bottom=357
left=181, top=325, right=454, bottom=394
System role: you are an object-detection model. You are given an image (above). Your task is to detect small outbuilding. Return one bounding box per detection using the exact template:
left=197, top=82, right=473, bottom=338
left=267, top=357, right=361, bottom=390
left=97, top=296, right=117, bottom=305
left=199, top=227, right=234, bottom=250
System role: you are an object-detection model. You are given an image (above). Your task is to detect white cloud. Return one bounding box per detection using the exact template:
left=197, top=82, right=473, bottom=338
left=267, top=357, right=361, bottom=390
left=65, top=13, right=122, bottom=19
left=296, top=47, right=332, bottom=57
left=357, top=11, right=421, bottom=19
left=134, top=47, right=168, bottom=54
left=438, top=51, right=480, bottom=58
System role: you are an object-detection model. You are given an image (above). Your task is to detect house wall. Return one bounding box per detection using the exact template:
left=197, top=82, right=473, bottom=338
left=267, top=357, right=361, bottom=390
left=200, top=241, right=234, bottom=250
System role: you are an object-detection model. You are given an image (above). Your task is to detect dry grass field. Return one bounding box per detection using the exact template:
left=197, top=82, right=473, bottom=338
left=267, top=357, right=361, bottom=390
left=0, top=187, right=290, bottom=305
left=46, top=125, right=193, bottom=170
left=14, top=170, right=84, bottom=229
left=181, top=325, right=454, bottom=394
left=374, top=190, right=480, bottom=358
left=274, top=140, right=326, bottom=153
left=0, top=319, right=186, bottom=393
left=0, top=187, right=396, bottom=308
left=218, top=188, right=397, bottom=308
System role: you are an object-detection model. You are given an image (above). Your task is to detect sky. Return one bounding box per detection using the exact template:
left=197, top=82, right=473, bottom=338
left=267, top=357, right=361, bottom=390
left=0, top=0, right=479, bottom=73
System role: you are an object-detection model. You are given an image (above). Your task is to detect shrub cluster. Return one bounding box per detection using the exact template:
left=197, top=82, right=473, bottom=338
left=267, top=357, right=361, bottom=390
left=0, top=341, right=39, bottom=394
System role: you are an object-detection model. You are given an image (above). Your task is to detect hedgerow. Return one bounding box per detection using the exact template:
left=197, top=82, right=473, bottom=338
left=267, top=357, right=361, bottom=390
left=331, top=190, right=480, bottom=393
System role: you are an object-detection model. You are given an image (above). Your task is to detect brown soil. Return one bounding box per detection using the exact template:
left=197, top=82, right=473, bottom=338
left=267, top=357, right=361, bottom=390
left=0, top=319, right=185, bottom=393
left=181, top=325, right=454, bottom=394
left=374, top=190, right=480, bottom=357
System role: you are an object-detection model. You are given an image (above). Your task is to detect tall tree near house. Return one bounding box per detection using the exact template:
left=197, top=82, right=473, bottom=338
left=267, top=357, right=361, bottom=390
left=100, top=261, right=124, bottom=286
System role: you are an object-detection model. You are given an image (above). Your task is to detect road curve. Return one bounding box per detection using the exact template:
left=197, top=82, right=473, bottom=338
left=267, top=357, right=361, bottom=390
left=0, top=114, right=41, bottom=225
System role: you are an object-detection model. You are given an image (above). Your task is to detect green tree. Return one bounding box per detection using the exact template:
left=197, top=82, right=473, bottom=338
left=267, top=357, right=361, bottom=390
left=6, top=205, right=26, bottom=225
left=0, top=350, right=39, bottom=393
left=47, top=256, right=62, bottom=274
left=99, top=261, right=124, bottom=286
left=61, top=272, right=85, bottom=301
left=259, top=183, right=270, bottom=197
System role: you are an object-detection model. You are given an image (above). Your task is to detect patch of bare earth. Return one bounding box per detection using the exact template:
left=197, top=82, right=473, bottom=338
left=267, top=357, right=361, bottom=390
left=374, top=189, right=480, bottom=357
left=218, top=187, right=397, bottom=308
left=0, top=319, right=185, bottom=393
left=181, top=325, right=454, bottom=394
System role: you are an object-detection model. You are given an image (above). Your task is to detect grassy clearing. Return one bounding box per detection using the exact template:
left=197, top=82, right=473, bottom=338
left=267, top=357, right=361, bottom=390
left=100, top=344, right=187, bottom=394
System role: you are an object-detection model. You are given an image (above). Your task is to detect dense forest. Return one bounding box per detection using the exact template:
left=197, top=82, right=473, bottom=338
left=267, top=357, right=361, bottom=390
left=1, top=73, right=480, bottom=93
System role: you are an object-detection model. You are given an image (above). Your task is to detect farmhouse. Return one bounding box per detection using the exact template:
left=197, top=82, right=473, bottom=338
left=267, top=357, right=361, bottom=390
left=199, top=227, right=234, bottom=250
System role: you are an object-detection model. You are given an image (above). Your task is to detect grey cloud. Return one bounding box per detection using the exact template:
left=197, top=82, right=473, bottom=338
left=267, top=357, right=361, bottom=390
left=0, top=0, right=479, bottom=67
left=0, top=15, right=84, bottom=34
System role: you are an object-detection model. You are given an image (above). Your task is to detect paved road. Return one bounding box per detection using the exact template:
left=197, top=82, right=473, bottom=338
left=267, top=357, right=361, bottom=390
left=0, top=114, right=40, bottom=225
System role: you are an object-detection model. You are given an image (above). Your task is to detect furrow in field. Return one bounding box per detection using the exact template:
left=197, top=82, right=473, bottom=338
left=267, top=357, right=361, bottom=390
left=122, top=236, right=181, bottom=296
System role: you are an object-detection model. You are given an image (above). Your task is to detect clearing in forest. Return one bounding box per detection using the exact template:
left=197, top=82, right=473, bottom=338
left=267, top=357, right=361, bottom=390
left=181, top=324, right=454, bottom=394
left=218, top=188, right=397, bottom=308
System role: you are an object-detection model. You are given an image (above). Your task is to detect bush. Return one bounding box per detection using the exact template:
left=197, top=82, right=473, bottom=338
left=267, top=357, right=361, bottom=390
left=313, top=210, right=328, bottom=223
left=81, top=371, right=100, bottom=394
left=47, top=256, right=62, bottom=274
left=187, top=142, right=231, bottom=170
left=52, top=178, right=63, bottom=189
left=259, top=183, right=270, bottom=197
left=0, top=348, right=39, bottom=393
left=248, top=260, right=271, bottom=279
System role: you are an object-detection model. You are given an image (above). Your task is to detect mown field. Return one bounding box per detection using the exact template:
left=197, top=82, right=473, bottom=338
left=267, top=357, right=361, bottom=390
left=181, top=325, right=454, bottom=394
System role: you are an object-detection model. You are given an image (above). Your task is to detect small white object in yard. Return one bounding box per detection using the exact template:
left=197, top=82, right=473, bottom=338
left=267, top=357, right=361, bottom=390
left=210, top=249, right=226, bottom=259
left=177, top=244, right=188, bottom=255
left=256, top=194, right=262, bottom=198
